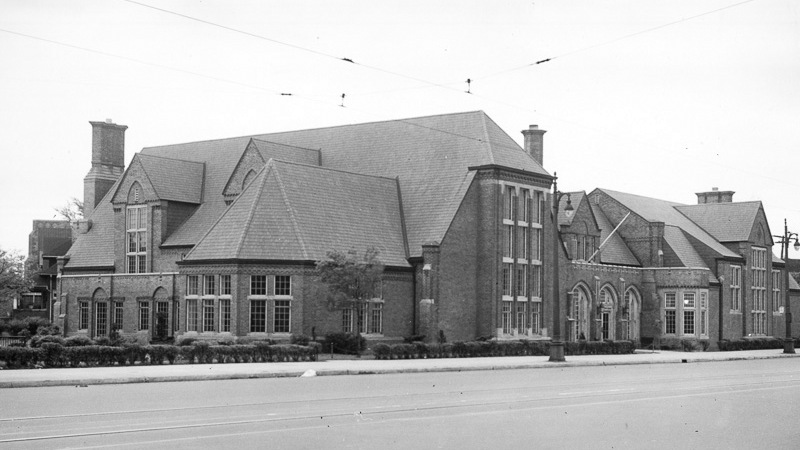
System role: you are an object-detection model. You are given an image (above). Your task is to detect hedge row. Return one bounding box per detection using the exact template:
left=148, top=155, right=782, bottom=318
left=0, top=342, right=321, bottom=369
left=717, top=337, right=800, bottom=351
left=656, top=337, right=711, bottom=352
left=372, top=340, right=636, bottom=360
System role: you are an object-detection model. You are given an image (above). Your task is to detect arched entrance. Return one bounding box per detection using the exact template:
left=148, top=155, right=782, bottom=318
left=625, top=287, right=641, bottom=342
left=570, top=284, right=591, bottom=341
left=598, top=285, right=617, bottom=340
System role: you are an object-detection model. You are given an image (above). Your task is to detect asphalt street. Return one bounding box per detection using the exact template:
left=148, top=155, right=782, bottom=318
left=1, top=357, right=799, bottom=449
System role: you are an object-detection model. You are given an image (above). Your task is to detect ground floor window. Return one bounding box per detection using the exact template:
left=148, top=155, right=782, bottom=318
left=370, top=303, right=383, bottom=334
left=95, top=302, right=108, bottom=336
left=342, top=302, right=383, bottom=334
left=186, top=299, right=198, bottom=332
left=516, top=302, right=528, bottom=332
left=250, top=300, right=267, bottom=333
left=219, top=299, right=231, bottom=332
left=274, top=300, right=291, bottom=333
left=342, top=308, right=354, bottom=333
left=531, top=302, right=541, bottom=334
left=79, top=301, right=90, bottom=330
left=502, top=301, right=512, bottom=334
left=663, top=290, right=708, bottom=337
left=138, top=301, right=150, bottom=331
left=113, top=301, right=124, bottom=331
left=202, top=299, right=215, bottom=332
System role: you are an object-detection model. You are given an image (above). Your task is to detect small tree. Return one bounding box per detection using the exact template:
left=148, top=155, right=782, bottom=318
left=0, top=248, right=32, bottom=306
left=316, top=247, right=384, bottom=334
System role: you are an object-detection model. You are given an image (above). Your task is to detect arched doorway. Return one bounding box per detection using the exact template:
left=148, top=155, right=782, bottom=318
left=625, top=287, right=641, bottom=342
left=598, top=285, right=617, bottom=340
left=570, top=284, right=591, bottom=341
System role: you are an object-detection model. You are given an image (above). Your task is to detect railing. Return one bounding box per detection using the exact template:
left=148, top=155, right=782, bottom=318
left=0, top=336, right=26, bottom=347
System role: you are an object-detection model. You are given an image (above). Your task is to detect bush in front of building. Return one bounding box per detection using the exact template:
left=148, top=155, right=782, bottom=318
left=717, top=337, right=800, bottom=351
left=656, top=337, right=710, bottom=352
left=372, top=339, right=636, bottom=360
left=322, top=332, right=366, bottom=355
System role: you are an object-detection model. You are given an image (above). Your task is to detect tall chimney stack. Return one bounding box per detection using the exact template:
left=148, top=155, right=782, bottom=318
left=696, top=187, right=735, bottom=204
left=522, top=125, right=546, bottom=167
left=83, top=120, right=127, bottom=217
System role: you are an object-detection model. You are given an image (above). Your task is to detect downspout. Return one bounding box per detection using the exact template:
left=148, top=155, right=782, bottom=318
left=718, top=275, right=725, bottom=342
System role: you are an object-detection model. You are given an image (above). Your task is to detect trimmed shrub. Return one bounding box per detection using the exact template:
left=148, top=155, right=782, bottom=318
left=324, top=332, right=366, bottom=355
left=403, top=334, right=426, bottom=343
left=372, top=343, right=391, bottom=360
left=29, top=334, right=66, bottom=348
left=0, top=347, right=42, bottom=368
left=64, top=335, right=94, bottom=347
left=290, top=334, right=311, bottom=346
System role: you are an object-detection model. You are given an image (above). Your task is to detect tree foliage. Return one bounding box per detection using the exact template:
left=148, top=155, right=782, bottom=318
left=0, top=248, right=31, bottom=301
left=316, top=247, right=384, bottom=310
left=54, top=197, right=84, bottom=223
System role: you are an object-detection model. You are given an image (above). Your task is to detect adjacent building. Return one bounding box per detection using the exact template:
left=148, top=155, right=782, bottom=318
left=56, top=112, right=798, bottom=347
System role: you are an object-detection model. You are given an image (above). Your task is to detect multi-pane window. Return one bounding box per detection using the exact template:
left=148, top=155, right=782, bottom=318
left=532, top=191, right=543, bottom=224
left=531, top=265, right=541, bottom=298
left=342, top=308, right=354, bottom=333
left=219, top=299, right=231, bottom=332
left=683, top=293, right=695, bottom=335
left=358, top=304, right=368, bottom=333
left=502, top=263, right=513, bottom=297
left=516, top=265, right=528, bottom=298
left=138, top=301, right=150, bottom=330
left=126, top=205, right=147, bottom=273
left=531, top=228, right=541, bottom=261
left=531, top=302, right=541, bottom=334
left=79, top=301, right=90, bottom=330
left=700, top=292, right=708, bottom=336
left=504, top=225, right=514, bottom=258
left=95, top=302, right=108, bottom=336
left=504, top=186, right=516, bottom=221
left=370, top=303, right=383, bottom=334
left=502, top=301, right=512, bottom=334
left=186, top=299, right=198, bottom=332
left=664, top=293, right=677, bottom=334
left=772, top=270, right=782, bottom=313
left=516, top=302, right=528, bottom=332
left=275, top=276, right=291, bottom=296
left=250, top=275, right=267, bottom=296
left=250, top=300, right=267, bottom=332
left=202, top=299, right=215, bottom=332
left=220, top=275, right=231, bottom=296
left=752, top=247, right=767, bottom=335
left=730, top=265, right=742, bottom=312
left=203, top=275, right=216, bottom=296
left=520, top=189, right=530, bottom=223
left=519, top=227, right=529, bottom=260
left=113, top=301, right=124, bottom=331
left=274, top=300, right=291, bottom=333
left=187, top=275, right=199, bottom=296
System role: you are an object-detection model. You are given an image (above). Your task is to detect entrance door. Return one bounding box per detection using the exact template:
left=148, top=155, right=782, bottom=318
left=601, top=311, right=610, bottom=340
left=155, top=301, right=169, bottom=341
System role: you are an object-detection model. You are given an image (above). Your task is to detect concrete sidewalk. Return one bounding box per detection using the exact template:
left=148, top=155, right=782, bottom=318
left=1, top=349, right=798, bottom=389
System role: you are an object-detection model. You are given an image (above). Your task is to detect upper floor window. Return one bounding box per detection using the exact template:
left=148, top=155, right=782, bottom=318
left=203, top=275, right=216, bottom=296
left=504, top=186, right=516, bottom=221
left=220, top=275, right=231, bottom=296
left=772, top=270, right=782, bottom=313
left=520, top=189, right=530, bottom=223
left=126, top=205, right=147, bottom=273
left=187, top=275, right=199, bottom=296
left=275, top=275, right=291, bottom=296
left=730, top=265, right=742, bottom=312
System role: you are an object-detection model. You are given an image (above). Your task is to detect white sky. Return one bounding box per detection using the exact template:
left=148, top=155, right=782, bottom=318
left=1, top=0, right=799, bottom=258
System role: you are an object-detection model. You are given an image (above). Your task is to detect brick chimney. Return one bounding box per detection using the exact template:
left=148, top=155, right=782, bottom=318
left=522, top=125, right=546, bottom=166
left=83, top=119, right=127, bottom=217
left=696, top=187, right=735, bottom=204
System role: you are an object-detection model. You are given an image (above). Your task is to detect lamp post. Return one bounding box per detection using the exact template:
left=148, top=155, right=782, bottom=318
left=774, top=219, right=800, bottom=354
left=549, top=172, right=573, bottom=362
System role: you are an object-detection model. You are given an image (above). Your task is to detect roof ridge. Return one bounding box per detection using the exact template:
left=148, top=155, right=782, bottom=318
left=143, top=110, right=487, bottom=150
left=270, top=160, right=308, bottom=259
left=137, top=153, right=205, bottom=166
left=270, top=158, right=399, bottom=183
left=234, top=163, right=272, bottom=259
left=478, top=112, right=494, bottom=164
left=250, top=138, right=321, bottom=153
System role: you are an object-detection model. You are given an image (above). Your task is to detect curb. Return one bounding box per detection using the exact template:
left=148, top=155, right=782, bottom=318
left=1, top=352, right=797, bottom=389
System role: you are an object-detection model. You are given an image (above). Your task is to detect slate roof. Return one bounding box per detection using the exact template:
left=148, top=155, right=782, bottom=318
left=143, top=110, right=549, bottom=257
left=675, top=201, right=763, bottom=243
left=597, top=188, right=740, bottom=260
left=136, top=154, right=205, bottom=204
left=185, top=160, right=409, bottom=267
left=65, top=184, right=118, bottom=268
left=588, top=202, right=640, bottom=266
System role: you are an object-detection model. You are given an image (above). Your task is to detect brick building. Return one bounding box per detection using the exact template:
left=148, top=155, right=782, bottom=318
left=56, top=112, right=798, bottom=347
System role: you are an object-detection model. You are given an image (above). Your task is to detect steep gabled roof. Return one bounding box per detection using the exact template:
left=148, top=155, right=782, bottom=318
left=184, top=160, right=409, bottom=267
left=675, top=201, right=764, bottom=243
left=146, top=111, right=548, bottom=256
left=588, top=202, right=640, bottom=266
left=65, top=181, right=119, bottom=268
left=598, top=188, right=740, bottom=260
left=137, top=154, right=205, bottom=204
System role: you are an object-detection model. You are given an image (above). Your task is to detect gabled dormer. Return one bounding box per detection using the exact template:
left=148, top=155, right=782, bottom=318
left=222, top=139, right=267, bottom=205
left=109, top=154, right=205, bottom=273
left=559, top=192, right=602, bottom=262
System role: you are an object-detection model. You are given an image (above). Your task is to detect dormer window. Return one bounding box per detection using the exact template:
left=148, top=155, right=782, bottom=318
left=126, top=204, right=147, bottom=273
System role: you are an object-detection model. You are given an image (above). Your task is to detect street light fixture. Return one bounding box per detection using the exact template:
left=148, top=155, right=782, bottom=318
left=549, top=172, right=573, bottom=362
left=773, top=219, right=799, bottom=354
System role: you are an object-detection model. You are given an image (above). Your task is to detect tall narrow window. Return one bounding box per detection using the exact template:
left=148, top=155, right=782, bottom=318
left=370, top=303, right=383, bottom=334
left=531, top=302, right=541, bottom=334
left=730, top=265, right=742, bottom=312
left=519, top=227, right=528, bottom=260
left=219, top=299, right=231, bottom=333
left=187, top=275, right=199, bottom=296
left=79, top=301, right=90, bottom=330
left=516, top=302, right=528, bottom=332
left=502, top=264, right=513, bottom=297
left=683, top=292, right=695, bottom=335
left=220, top=275, right=231, bottom=296
left=516, top=265, right=528, bottom=298
left=700, top=292, right=708, bottom=336
left=274, top=300, right=291, bottom=333
left=752, top=247, right=767, bottom=335
left=275, top=275, right=291, bottom=296
left=772, top=270, right=782, bottom=313
left=342, top=308, right=353, bottom=333
left=250, top=300, right=266, bottom=332
left=126, top=205, right=147, bottom=273
left=520, top=189, right=530, bottom=223
left=95, top=302, right=108, bottom=336
left=203, top=275, right=216, bottom=296
left=138, top=301, right=150, bottom=331
left=186, top=299, right=198, bottom=332
left=531, top=265, right=541, bottom=298
left=202, top=299, right=215, bottom=332
left=531, top=228, right=541, bottom=261
left=113, top=301, right=124, bottom=331
left=502, top=301, right=512, bottom=334
left=664, top=293, right=677, bottom=335
left=504, top=186, right=516, bottom=221
left=504, top=225, right=514, bottom=258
